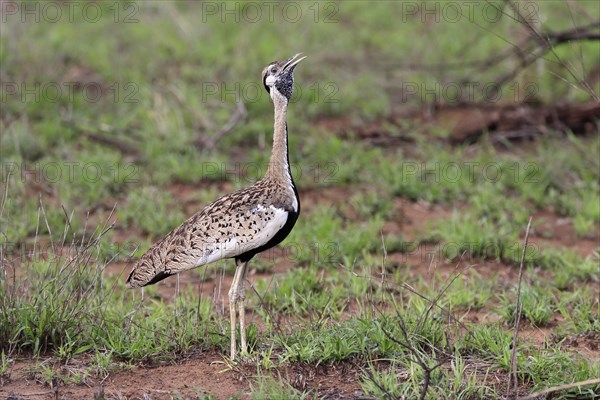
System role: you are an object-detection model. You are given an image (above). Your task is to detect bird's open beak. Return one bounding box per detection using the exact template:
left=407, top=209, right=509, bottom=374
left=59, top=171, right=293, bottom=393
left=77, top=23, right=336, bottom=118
left=283, top=53, right=307, bottom=72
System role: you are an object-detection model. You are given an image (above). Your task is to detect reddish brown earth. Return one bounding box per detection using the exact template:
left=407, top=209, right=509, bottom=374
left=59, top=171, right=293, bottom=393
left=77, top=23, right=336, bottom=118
left=2, top=352, right=248, bottom=400
left=531, top=208, right=600, bottom=257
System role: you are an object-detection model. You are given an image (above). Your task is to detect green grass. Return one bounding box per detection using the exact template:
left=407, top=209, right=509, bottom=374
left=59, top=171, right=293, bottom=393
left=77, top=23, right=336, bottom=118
left=537, top=249, right=599, bottom=290
left=1, top=1, right=599, bottom=398
left=445, top=272, right=493, bottom=311
left=0, top=225, right=226, bottom=360
left=251, top=372, right=313, bottom=400
left=499, top=283, right=556, bottom=326
left=360, top=357, right=500, bottom=400
left=557, top=289, right=600, bottom=335
left=520, top=348, right=600, bottom=396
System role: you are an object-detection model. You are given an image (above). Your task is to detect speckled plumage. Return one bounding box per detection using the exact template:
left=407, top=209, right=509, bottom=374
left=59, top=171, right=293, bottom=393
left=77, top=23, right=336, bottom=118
left=126, top=177, right=298, bottom=289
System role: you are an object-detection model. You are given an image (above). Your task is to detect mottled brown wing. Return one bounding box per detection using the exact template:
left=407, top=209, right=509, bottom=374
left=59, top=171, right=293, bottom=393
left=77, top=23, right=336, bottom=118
left=125, top=195, right=289, bottom=288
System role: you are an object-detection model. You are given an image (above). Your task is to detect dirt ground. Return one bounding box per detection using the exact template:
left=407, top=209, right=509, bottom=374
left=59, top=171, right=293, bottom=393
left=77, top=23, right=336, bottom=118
left=2, top=116, right=599, bottom=399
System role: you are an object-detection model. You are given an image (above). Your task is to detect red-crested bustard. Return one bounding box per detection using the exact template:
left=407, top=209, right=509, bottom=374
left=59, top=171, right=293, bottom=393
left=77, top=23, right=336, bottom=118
left=126, top=53, right=306, bottom=360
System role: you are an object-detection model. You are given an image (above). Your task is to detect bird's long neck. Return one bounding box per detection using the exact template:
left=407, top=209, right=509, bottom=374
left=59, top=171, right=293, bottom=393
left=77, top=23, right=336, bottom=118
left=265, top=93, right=293, bottom=186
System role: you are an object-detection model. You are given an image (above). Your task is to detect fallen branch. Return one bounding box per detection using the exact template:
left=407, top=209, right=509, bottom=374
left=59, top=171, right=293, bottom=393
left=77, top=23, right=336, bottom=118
left=62, top=117, right=141, bottom=157
left=440, top=102, right=600, bottom=144
left=502, top=0, right=599, bottom=101
left=195, top=101, right=247, bottom=149
left=85, top=132, right=140, bottom=156
left=519, top=377, right=600, bottom=400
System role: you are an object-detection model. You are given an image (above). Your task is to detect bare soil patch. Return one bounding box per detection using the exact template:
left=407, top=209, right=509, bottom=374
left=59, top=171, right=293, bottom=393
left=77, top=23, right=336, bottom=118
left=561, top=331, right=600, bottom=362
left=530, top=209, right=599, bottom=258
left=1, top=351, right=248, bottom=400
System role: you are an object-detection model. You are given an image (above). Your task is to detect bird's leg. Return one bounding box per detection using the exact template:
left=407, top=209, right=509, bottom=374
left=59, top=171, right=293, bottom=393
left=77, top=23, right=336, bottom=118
left=229, top=295, right=236, bottom=360
left=228, top=260, right=245, bottom=360
left=237, top=261, right=249, bottom=355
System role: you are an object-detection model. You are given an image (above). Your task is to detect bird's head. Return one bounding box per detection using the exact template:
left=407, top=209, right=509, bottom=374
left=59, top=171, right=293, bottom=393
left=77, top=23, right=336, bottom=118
left=262, top=53, right=306, bottom=102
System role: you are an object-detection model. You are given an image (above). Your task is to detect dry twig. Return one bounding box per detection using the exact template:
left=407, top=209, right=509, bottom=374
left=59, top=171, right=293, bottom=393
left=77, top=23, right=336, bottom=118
left=194, top=101, right=247, bottom=149
left=508, top=216, right=533, bottom=398
left=519, top=377, right=600, bottom=400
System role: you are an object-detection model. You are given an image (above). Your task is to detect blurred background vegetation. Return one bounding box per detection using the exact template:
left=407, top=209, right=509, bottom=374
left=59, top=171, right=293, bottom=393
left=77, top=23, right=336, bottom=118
left=2, top=0, right=598, bottom=246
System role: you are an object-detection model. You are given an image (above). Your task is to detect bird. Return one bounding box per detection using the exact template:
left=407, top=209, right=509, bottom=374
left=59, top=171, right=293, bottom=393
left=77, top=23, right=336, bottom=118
left=126, top=53, right=306, bottom=360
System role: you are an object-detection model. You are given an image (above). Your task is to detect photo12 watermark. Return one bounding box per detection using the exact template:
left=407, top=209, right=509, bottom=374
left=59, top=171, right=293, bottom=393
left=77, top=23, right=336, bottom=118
left=200, top=1, right=339, bottom=23
left=400, top=1, right=539, bottom=24
left=1, top=161, right=139, bottom=185
left=390, top=239, right=542, bottom=265
left=398, top=161, right=541, bottom=184
left=200, top=81, right=339, bottom=104
left=1, top=240, right=143, bottom=264
left=1, top=81, right=140, bottom=104
left=1, top=1, right=139, bottom=23
left=400, top=81, right=540, bottom=103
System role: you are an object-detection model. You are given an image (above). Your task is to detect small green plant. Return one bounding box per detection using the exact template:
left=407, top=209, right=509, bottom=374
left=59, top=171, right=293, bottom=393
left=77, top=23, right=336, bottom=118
left=55, top=331, right=93, bottom=362
left=557, top=289, right=600, bottom=334
left=37, top=363, right=61, bottom=388
left=446, top=354, right=498, bottom=399
left=520, top=347, right=600, bottom=395
left=251, top=373, right=314, bottom=400
left=455, top=324, right=513, bottom=364
left=90, top=351, right=113, bottom=379
left=171, top=390, right=219, bottom=400
left=255, top=345, right=277, bottom=370
left=0, top=350, right=12, bottom=384
left=360, top=363, right=408, bottom=399
left=445, top=273, right=493, bottom=310
left=499, top=284, right=555, bottom=326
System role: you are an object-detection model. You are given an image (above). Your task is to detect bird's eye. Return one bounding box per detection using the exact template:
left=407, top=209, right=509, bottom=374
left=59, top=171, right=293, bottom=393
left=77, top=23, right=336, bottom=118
left=270, top=66, right=278, bottom=74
